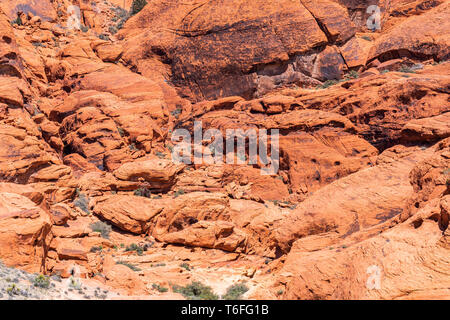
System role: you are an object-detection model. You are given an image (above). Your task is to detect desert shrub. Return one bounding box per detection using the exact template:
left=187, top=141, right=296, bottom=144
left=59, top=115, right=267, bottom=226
left=32, top=41, right=45, bottom=47
left=74, top=190, right=90, bottom=214
left=90, top=221, right=112, bottom=239
left=180, top=263, right=191, bottom=271
left=316, top=79, right=340, bottom=89
left=222, top=283, right=249, bottom=300
left=171, top=107, right=182, bottom=118
left=155, top=151, right=166, bottom=159
left=109, top=26, right=118, bottom=34
left=11, top=16, right=23, bottom=26
left=98, top=33, right=110, bottom=41
left=6, top=284, right=20, bottom=296
left=152, top=283, right=168, bottom=293
left=344, top=70, right=359, bottom=80
left=131, top=0, right=148, bottom=15
left=399, top=66, right=416, bottom=74
left=69, top=277, right=81, bottom=290
left=173, top=281, right=218, bottom=300
left=125, top=243, right=144, bottom=255
left=151, top=263, right=166, bottom=267
left=173, top=189, right=185, bottom=198
left=116, top=261, right=141, bottom=271
left=134, top=187, right=151, bottom=198
left=33, top=274, right=50, bottom=289
left=90, top=245, right=103, bottom=253
left=80, top=25, right=89, bottom=33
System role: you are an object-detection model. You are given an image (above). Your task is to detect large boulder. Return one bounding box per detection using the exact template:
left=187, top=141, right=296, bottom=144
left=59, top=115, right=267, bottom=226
left=113, top=158, right=185, bottom=190
left=369, top=2, right=450, bottom=62
left=0, top=192, right=51, bottom=272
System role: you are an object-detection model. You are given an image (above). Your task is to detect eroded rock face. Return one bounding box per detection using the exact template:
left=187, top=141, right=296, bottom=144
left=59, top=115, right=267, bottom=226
left=120, top=0, right=329, bottom=100
left=369, top=2, right=450, bottom=62
left=0, top=0, right=449, bottom=300
left=0, top=193, right=51, bottom=272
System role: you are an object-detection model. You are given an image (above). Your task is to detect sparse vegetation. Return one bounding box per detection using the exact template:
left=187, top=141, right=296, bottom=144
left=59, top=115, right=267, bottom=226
left=32, top=41, right=45, bottom=48
left=98, top=33, right=110, bottom=41
left=80, top=25, right=89, bottom=33
left=116, top=261, right=141, bottom=271
left=90, top=245, right=103, bottom=253
left=109, top=26, right=118, bottom=35
left=171, top=107, right=182, bottom=118
left=152, top=283, right=169, bottom=293
left=125, top=243, right=144, bottom=256
left=344, top=70, right=359, bottom=80
left=222, top=283, right=249, bottom=300
left=180, top=263, right=191, bottom=271
left=151, top=263, right=166, bottom=267
left=156, top=151, right=166, bottom=159
left=173, top=281, right=219, bottom=300
left=134, top=187, right=152, bottom=198
left=399, top=66, right=416, bottom=74
left=69, top=277, right=81, bottom=290
left=6, top=284, right=20, bottom=296
left=173, top=189, right=185, bottom=198
left=11, top=16, right=23, bottom=26
left=316, top=79, right=341, bottom=89
left=90, top=221, right=112, bottom=239
left=32, top=274, right=50, bottom=289
left=131, top=0, right=148, bottom=15
left=74, top=189, right=91, bottom=215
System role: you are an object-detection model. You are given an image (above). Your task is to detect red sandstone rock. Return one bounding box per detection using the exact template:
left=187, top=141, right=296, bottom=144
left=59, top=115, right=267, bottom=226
left=0, top=0, right=449, bottom=300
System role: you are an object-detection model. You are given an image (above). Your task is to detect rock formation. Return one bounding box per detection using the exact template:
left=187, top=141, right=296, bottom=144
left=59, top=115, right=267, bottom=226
left=0, top=0, right=448, bottom=299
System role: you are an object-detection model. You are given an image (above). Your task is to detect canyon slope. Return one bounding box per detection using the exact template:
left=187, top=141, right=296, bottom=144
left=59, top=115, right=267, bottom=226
left=0, top=0, right=449, bottom=299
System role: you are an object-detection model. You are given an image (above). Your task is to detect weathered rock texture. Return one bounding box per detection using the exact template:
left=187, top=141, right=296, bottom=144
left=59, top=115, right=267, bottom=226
left=0, top=0, right=449, bottom=300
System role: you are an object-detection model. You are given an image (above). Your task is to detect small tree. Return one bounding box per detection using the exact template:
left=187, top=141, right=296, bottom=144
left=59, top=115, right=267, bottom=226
left=131, top=0, right=148, bottom=15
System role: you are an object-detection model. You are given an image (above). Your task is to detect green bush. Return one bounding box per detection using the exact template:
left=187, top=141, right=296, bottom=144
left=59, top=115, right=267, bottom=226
left=131, top=0, right=148, bottom=15
left=125, top=243, right=144, bottom=255
left=344, top=70, right=359, bottom=80
left=6, top=284, right=20, bottom=296
left=90, top=245, right=103, bottom=253
left=152, top=283, right=168, bottom=293
left=222, top=283, right=249, bottom=300
left=134, top=187, right=151, bottom=198
left=90, top=221, right=112, bottom=239
left=11, top=16, right=23, bottom=26
left=98, top=33, right=110, bottom=41
left=33, top=274, right=50, bottom=289
left=180, top=263, right=191, bottom=271
left=109, top=26, right=118, bottom=35
left=116, top=261, right=141, bottom=271
left=173, top=281, right=218, bottom=300
left=316, top=79, right=340, bottom=89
